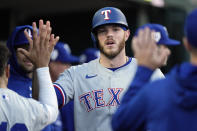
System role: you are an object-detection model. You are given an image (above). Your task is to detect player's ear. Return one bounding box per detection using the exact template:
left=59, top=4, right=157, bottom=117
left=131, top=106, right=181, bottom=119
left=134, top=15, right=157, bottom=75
left=125, top=29, right=130, bottom=42
left=183, top=37, right=191, bottom=51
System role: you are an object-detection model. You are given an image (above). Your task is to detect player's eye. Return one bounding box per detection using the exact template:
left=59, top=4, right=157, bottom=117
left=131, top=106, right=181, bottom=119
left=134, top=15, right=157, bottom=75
left=112, top=27, right=121, bottom=32
left=114, top=28, right=120, bottom=31
left=97, top=29, right=106, bottom=34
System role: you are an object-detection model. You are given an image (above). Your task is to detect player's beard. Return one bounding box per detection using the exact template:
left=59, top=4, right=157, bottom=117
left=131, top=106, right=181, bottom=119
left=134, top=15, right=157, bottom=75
left=98, top=39, right=125, bottom=59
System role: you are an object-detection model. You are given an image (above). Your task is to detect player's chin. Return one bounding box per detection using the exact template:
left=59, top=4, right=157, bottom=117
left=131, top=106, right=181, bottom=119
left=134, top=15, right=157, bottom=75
left=105, top=50, right=119, bottom=59
left=107, top=48, right=119, bottom=54
left=24, top=66, right=34, bottom=73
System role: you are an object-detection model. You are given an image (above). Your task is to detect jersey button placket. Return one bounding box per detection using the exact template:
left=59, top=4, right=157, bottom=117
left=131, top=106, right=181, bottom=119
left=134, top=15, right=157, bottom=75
left=108, top=75, right=112, bottom=111
left=109, top=72, right=115, bottom=113
left=110, top=73, right=119, bottom=114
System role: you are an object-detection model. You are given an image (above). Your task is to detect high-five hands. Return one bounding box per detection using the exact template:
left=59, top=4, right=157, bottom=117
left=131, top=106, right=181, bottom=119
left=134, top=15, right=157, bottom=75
left=18, top=20, right=59, bottom=68
left=132, top=27, right=171, bottom=70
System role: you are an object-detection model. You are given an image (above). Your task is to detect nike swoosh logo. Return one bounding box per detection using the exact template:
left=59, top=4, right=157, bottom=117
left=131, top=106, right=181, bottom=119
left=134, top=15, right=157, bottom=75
left=85, top=74, right=97, bottom=79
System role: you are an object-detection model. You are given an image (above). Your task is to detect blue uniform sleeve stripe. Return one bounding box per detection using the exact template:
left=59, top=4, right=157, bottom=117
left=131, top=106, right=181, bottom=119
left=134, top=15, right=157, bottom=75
left=53, top=83, right=66, bottom=108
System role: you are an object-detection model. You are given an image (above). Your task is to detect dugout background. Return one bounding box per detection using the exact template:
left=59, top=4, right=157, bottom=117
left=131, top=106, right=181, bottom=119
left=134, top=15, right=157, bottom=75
left=0, top=0, right=196, bottom=74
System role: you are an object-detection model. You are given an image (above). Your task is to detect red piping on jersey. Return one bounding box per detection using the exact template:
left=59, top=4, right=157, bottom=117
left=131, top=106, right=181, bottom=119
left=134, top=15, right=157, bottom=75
left=54, top=84, right=65, bottom=108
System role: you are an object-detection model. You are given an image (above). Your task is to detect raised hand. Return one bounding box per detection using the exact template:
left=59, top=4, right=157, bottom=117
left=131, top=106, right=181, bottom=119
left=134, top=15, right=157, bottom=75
left=131, top=27, right=171, bottom=70
left=18, top=20, right=59, bottom=68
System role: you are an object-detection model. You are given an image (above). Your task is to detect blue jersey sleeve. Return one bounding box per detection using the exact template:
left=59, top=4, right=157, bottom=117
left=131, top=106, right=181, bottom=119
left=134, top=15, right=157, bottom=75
left=60, top=101, right=74, bottom=131
left=121, top=66, right=153, bottom=103
left=112, top=66, right=154, bottom=131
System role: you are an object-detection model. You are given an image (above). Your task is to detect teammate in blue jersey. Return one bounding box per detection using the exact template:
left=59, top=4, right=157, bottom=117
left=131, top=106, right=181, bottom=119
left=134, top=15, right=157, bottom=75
left=33, top=7, right=165, bottom=131
left=0, top=20, right=59, bottom=131
left=6, top=24, right=57, bottom=130
left=50, top=42, right=80, bottom=131
left=112, top=9, right=197, bottom=131
left=7, top=25, right=34, bottom=98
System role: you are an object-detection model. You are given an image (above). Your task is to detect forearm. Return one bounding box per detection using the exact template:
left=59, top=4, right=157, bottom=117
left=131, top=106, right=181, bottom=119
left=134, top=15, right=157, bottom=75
left=32, top=70, right=39, bottom=100
left=36, top=67, right=58, bottom=123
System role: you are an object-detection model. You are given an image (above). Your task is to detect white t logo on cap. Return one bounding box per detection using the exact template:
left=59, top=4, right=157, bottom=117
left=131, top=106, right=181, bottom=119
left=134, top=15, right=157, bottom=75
left=101, top=10, right=111, bottom=20
left=51, top=49, right=58, bottom=60
left=152, top=32, right=161, bottom=42
left=25, top=28, right=32, bottom=38
left=163, top=26, right=169, bottom=36
left=63, top=44, right=71, bottom=54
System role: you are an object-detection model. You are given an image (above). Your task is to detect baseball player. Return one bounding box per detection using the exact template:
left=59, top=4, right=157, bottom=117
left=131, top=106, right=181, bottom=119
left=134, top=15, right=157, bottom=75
left=6, top=25, right=34, bottom=98
left=112, top=9, right=197, bottom=131
left=6, top=24, right=53, bottom=131
left=32, top=7, right=164, bottom=131
left=0, top=20, right=59, bottom=131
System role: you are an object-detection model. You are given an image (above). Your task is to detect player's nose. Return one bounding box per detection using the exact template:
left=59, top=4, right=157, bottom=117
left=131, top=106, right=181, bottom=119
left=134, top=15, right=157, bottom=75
left=106, top=30, right=114, bottom=38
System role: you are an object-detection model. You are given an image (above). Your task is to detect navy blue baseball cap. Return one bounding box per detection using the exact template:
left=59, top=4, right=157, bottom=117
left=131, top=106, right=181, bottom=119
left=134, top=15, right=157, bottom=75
left=92, top=7, right=128, bottom=31
left=79, top=48, right=100, bottom=63
left=50, top=42, right=80, bottom=63
left=14, top=28, right=33, bottom=45
left=184, top=8, right=197, bottom=48
left=135, top=23, right=180, bottom=46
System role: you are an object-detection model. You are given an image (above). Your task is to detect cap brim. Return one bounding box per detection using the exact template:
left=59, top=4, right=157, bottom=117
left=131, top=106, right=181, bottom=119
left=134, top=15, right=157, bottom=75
left=65, top=55, right=80, bottom=63
left=53, top=55, right=80, bottom=64
left=159, top=39, right=180, bottom=46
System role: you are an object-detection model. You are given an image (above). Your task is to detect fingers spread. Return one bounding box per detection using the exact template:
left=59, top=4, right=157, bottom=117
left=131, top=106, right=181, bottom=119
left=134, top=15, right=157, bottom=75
left=32, top=22, right=38, bottom=50
left=24, top=30, right=33, bottom=52
left=44, top=21, right=52, bottom=49
left=131, top=27, right=169, bottom=69
left=137, top=29, right=144, bottom=49
left=24, top=29, right=33, bottom=43
left=39, top=20, right=43, bottom=36
left=26, top=20, right=60, bottom=68
left=49, top=34, right=59, bottom=53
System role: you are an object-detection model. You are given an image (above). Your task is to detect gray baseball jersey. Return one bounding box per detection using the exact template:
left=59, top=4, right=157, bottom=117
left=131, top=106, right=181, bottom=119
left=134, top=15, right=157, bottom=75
left=54, top=58, right=164, bottom=131
left=0, top=88, right=52, bottom=131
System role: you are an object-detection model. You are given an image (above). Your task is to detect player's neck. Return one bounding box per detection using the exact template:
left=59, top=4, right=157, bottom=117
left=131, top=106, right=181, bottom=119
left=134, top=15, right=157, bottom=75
left=190, top=53, right=197, bottom=66
left=27, top=72, right=33, bottom=79
left=0, top=76, right=8, bottom=89
left=99, top=50, right=128, bottom=68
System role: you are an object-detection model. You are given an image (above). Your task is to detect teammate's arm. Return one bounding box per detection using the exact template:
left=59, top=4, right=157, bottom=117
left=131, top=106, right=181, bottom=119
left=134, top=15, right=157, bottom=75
left=18, top=20, right=60, bottom=122
left=36, top=67, right=58, bottom=123
left=32, top=70, right=39, bottom=100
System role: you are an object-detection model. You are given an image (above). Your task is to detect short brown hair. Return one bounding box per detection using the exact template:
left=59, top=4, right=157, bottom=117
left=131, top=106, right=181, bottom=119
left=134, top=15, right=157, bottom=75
left=0, top=44, right=10, bottom=76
